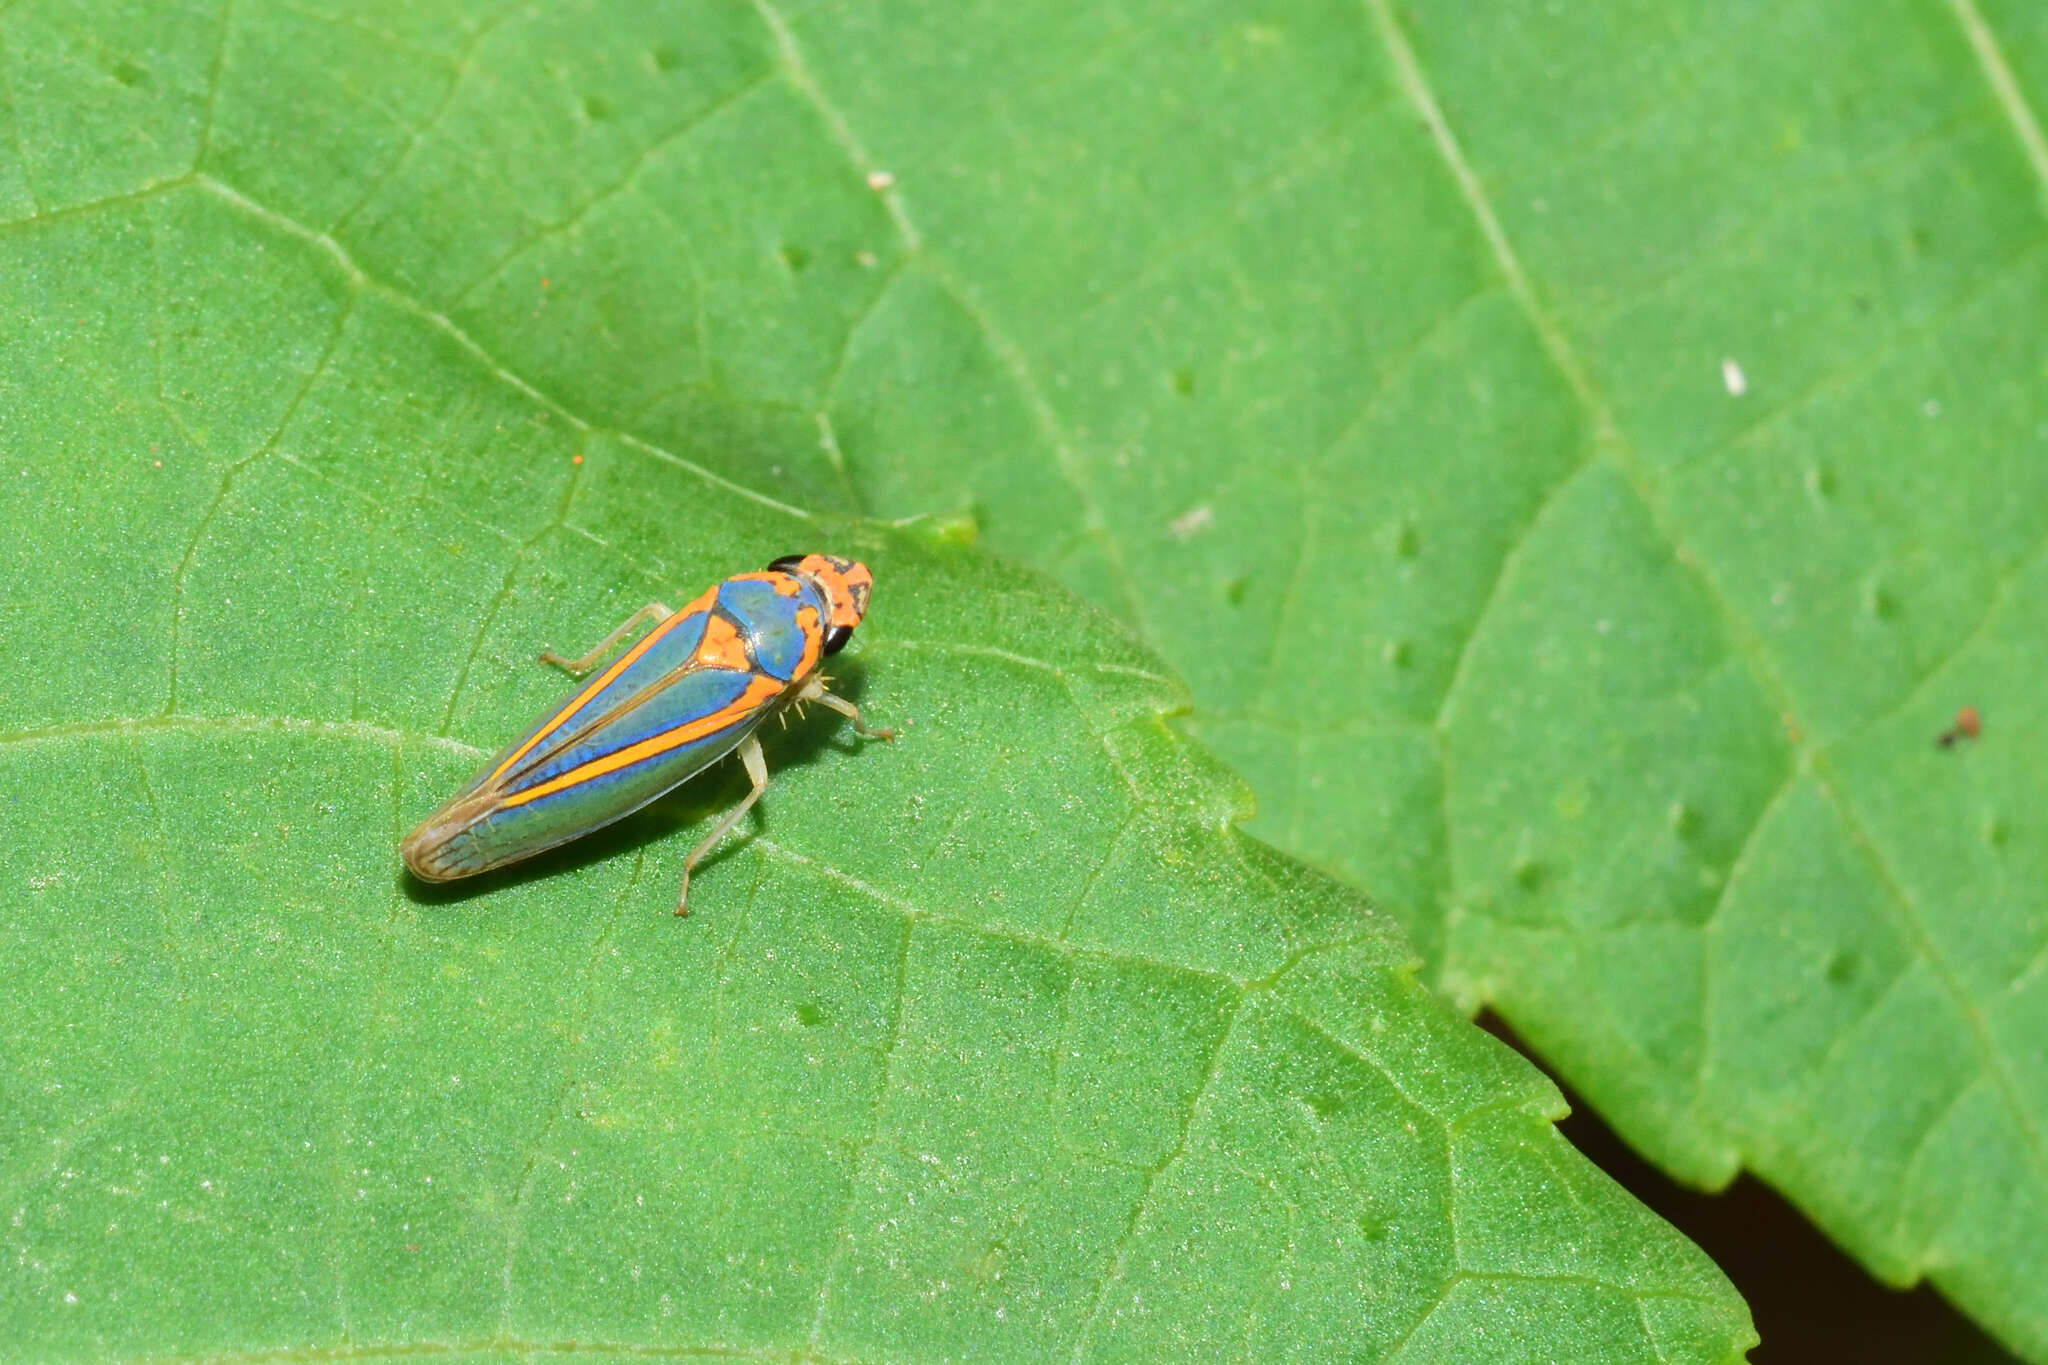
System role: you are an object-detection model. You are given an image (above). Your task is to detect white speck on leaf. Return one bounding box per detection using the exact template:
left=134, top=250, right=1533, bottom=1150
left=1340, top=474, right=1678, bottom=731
left=1168, top=504, right=1214, bottom=541
left=1721, top=358, right=1746, bottom=396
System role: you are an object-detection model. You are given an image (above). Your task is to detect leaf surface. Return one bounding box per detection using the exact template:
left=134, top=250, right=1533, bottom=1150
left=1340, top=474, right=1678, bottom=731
left=718, top=0, right=2048, bottom=1356
left=0, top=1, right=1757, bottom=1361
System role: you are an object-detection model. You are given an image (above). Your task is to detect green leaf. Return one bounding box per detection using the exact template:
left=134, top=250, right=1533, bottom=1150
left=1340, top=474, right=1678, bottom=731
left=0, top=2, right=1756, bottom=1361
left=736, top=0, right=2048, bottom=1357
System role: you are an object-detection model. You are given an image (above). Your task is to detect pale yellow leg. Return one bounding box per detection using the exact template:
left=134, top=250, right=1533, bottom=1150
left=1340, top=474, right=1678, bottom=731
left=539, top=601, right=674, bottom=676
left=675, top=733, right=770, bottom=917
left=805, top=677, right=899, bottom=741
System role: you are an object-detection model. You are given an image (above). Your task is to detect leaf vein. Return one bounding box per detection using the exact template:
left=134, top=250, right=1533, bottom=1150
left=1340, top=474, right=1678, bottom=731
left=1946, top=0, right=2048, bottom=220
left=1817, top=509, right=2048, bottom=760
left=1372, top=0, right=2048, bottom=1204
left=164, top=287, right=361, bottom=713
left=326, top=1, right=531, bottom=237
left=1664, top=231, right=2048, bottom=481
left=0, top=712, right=485, bottom=759
left=447, top=68, right=777, bottom=308
left=746, top=0, right=1148, bottom=627
left=192, top=0, right=231, bottom=174
left=1068, top=997, right=1243, bottom=1363
left=195, top=173, right=816, bottom=523
left=438, top=450, right=584, bottom=735
left=806, top=909, right=914, bottom=1348
left=496, top=850, right=649, bottom=1336
left=1038, top=102, right=1401, bottom=352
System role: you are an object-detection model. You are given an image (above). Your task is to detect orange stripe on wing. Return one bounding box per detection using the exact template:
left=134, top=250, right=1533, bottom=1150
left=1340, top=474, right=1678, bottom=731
left=488, top=586, right=718, bottom=784
left=495, top=673, right=786, bottom=809
left=694, top=612, right=753, bottom=671
left=792, top=604, right=823, bottom=681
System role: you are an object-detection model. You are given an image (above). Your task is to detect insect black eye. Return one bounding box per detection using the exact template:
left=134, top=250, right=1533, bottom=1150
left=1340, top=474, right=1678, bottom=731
left=767, top=554, right=806, bottom=572
left=822, top=624, right=853, bottom=656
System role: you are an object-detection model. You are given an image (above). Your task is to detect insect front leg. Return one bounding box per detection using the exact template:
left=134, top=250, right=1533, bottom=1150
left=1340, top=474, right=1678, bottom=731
left=675, top=733, right=770, bottom=917
left=803, top=676, right=898, bottom=741
left=538, top=602, right=675, bottom=676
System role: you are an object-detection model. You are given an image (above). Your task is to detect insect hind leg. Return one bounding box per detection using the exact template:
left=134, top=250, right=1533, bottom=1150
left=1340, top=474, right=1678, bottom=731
left=674, top=733, right=770, bottom=916
left=539, top=601, right=675, bottom=676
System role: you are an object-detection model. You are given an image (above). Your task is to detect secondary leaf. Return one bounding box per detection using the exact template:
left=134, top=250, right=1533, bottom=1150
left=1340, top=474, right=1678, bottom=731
left=0, top=2, right=1757, bottom=1362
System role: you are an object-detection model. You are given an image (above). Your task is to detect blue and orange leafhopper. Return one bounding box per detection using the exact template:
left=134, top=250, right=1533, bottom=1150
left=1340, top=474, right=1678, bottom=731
left=402, top=553, right=894, bottom=914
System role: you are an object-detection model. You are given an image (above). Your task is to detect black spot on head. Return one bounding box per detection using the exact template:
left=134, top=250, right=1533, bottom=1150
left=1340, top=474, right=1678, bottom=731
left=823, top=624, right=853, bottom=656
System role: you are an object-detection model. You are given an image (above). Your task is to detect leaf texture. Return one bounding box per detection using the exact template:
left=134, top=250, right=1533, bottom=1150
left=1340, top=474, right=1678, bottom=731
left=0, top=2, right=1758, bottom=1361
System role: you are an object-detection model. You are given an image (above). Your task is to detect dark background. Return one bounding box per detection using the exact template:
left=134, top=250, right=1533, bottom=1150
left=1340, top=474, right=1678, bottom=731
left=1484, top=1014, right=2025, bottom=1364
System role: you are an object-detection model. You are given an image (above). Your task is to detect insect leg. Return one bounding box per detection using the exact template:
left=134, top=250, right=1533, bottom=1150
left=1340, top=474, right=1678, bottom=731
left=674, top=733, right=770, bottom=917
left=539, top=602, right=675, bottom=676
left=807, top=681, right=898, bottom=741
